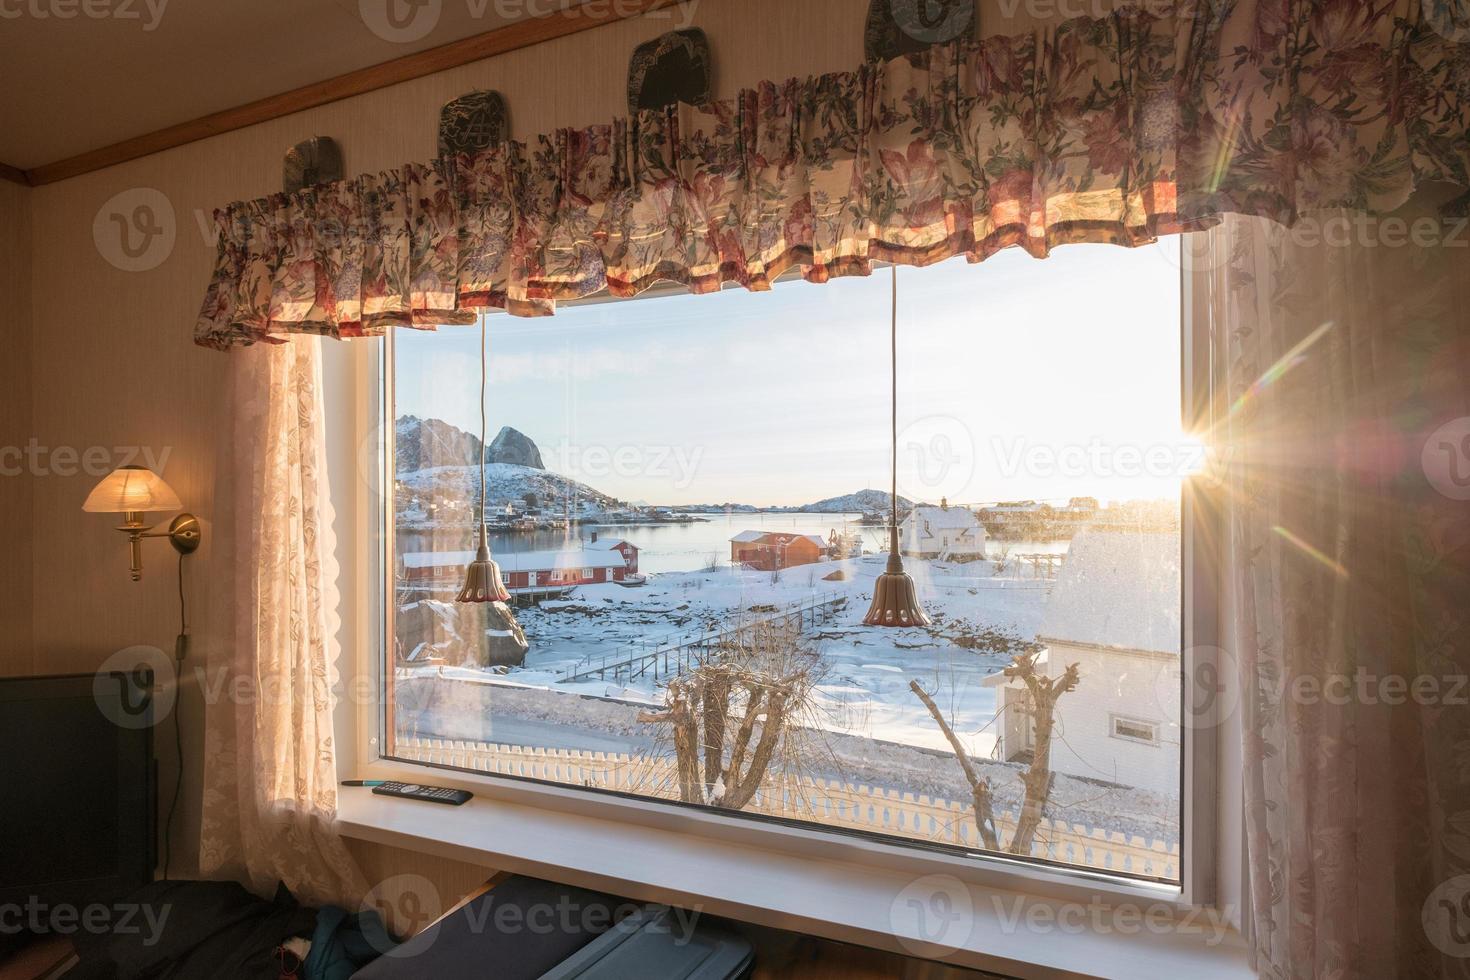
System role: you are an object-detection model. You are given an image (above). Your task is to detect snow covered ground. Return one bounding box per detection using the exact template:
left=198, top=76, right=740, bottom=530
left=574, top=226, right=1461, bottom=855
left=409, top=554, right=1051, bottom=759
left=395, top=552, right=1181, bottom=844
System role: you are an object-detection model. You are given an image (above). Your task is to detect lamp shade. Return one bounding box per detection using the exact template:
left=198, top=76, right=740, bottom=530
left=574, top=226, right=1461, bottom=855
left=863, top=525, right=931, bottom=627
left=457, top=527, right=511, bottom=603
left=82, top=465, right=182, bottom=514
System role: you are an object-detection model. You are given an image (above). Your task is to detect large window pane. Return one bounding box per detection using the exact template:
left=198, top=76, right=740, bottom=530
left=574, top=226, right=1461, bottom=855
left=387, top=245, right=1188, bottom=883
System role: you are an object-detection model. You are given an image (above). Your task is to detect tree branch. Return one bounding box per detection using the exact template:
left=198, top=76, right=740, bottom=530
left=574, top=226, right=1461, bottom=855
left=909, top=679, right=999, bottom=851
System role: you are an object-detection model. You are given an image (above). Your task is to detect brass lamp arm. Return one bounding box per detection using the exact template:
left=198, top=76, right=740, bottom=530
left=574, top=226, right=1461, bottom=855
left=115, top=513, right=202, bottom=581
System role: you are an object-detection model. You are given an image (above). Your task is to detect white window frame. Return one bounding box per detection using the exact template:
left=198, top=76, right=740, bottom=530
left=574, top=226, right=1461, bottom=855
left=333, top=244, right=1237, bottom=948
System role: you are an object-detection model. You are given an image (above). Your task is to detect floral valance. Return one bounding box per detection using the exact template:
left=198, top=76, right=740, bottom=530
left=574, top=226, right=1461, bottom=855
left=195, top=3, right=1470, bottom=350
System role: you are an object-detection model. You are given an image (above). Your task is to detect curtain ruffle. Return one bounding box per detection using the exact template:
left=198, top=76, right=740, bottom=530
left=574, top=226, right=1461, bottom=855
left=195, top=3, right=1470, bottom=350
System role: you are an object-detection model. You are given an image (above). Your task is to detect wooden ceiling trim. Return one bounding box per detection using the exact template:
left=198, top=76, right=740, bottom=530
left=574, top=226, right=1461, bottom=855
left=24, top=0, right=684, bottom=187
left=0, top=162, right=30, bottom=186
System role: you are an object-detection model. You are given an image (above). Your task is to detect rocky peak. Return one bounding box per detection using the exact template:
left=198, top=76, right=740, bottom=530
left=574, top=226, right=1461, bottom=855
left=395, top=418, right=545, bottom=473
left=488, top=426, right=544, bottom=469
left=395, top=415, right=482, bottom=473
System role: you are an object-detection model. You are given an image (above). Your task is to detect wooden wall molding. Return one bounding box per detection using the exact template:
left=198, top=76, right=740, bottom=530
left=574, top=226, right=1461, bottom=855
left=0, top=162, right=30, bottom=186
left=22, top=0, right=684, bottom=187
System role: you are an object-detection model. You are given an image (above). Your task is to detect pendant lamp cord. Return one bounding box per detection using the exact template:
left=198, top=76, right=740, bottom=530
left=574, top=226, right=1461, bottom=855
left=890, top=264, right=898, bottom=533
left=479, top=320, right=488, bottom=533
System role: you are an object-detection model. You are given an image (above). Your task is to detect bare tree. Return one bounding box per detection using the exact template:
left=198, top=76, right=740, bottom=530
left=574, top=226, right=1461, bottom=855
left=991, top=540, right=1012, bottom=576
left=639, top=620, right=826, bottom=809
left=910, top=650, right=1079, bottom=854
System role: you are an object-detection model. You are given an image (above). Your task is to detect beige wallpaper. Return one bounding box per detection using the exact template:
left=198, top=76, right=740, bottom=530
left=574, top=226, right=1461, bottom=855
left=18, top=0, right=865, bottom=889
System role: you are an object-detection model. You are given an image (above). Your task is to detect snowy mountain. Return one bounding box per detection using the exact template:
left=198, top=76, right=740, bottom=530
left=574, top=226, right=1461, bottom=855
left=397, top=463, right=619, bottom=523
left=396, top=415, right=482, bottom=474
left=396, top=418, right=916, bottom=517
left=396, top=417, right=546, bottom=473
left=396, top=417, right=617, bottom=523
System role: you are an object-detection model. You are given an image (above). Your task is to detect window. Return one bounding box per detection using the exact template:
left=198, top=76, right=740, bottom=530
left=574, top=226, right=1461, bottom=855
left=379, top=244, right=1196, bottom=886
left=1112, top=716, right=1162, bottom=745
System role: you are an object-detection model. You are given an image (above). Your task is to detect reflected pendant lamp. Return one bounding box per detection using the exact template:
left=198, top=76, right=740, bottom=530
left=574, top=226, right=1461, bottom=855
left=864, top=265, right=931, bottom=628
left=457, top=320, right=512, bottom=604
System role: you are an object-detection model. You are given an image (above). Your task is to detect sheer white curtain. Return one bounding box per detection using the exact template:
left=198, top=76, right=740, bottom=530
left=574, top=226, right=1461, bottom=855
left=1198, top=199, right=1470, bottom=979
left=200, top=336, right=366, bottom=907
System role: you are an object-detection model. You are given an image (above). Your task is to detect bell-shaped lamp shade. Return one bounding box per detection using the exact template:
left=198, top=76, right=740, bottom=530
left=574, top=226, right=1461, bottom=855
left=456, top=526, right=510, bottom=603
left=863, top=526, right=931, bottom=628
left=83, top=465, right=182, bottom=514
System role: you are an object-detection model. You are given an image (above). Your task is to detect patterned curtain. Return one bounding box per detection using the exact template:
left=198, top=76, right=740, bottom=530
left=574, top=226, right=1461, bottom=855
left=1198, top=202, right=1470, bottom=978
left=195, top=3, right=1470, bottom=350
left=199, top=337, right=367, bottom=906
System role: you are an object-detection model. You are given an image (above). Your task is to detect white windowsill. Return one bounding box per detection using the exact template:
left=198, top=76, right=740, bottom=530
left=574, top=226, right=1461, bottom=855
left=335, top=788, right=1252, bottom=980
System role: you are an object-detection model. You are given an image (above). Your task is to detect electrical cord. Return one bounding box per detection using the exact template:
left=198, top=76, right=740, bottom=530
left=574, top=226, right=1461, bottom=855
left=162, top=549, right=187, bottom=881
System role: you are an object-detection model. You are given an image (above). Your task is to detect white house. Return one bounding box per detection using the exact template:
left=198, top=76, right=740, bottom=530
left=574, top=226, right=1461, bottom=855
left=985, top=528, right=1181, bottom=797
left=899, top=498, right=986, bottom=560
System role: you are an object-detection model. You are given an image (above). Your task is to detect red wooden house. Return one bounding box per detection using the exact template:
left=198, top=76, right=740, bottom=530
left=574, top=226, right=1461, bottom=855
left=729, top=531, right=827, bottom=571
left=403, top=538, right=640, bottom=594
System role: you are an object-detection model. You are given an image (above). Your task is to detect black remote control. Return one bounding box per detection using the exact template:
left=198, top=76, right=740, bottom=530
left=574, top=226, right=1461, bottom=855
left=371, top=781, right=474, bottom=806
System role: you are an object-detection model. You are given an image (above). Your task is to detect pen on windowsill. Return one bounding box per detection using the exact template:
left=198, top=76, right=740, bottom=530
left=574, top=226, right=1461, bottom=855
left=341, top=780, right=387, bottom=787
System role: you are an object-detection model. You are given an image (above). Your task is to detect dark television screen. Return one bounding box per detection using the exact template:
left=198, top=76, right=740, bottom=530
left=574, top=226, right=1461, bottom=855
left=0, top=673, right=156, bottom=909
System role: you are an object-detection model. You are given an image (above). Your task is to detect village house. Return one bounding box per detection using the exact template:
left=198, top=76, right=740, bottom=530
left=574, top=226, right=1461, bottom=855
left=985, top=528, right=1181, bottom=797
left=402, top=538, right=640, bottom=595
left=585, top=532, right=641, bottom=575
left=729, top=531, right=827, bottom=571
left=899, top=498, right=987, bottom=560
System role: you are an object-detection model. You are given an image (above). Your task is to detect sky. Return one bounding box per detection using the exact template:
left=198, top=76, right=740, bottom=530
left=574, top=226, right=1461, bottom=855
left=396, top=240, right=1190, bottom=508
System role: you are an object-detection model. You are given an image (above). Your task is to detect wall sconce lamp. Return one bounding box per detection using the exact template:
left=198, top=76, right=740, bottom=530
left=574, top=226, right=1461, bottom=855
left=83, top=466, right=201, bottom=581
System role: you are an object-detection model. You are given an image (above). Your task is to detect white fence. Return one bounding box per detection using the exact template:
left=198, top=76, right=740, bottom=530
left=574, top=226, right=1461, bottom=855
left=395, top=735, right=1178, bottom=880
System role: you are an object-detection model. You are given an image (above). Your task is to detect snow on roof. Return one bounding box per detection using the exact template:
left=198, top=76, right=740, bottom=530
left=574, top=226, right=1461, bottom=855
left=730, top=531, right=829, bottom=547
left=404, top=549, right=626, bottom=571
left=905, top=505, right=984, bottom=530
left=1039, top=529, right=1181, bottom=656
left=585, top=537, right=630, bottom=550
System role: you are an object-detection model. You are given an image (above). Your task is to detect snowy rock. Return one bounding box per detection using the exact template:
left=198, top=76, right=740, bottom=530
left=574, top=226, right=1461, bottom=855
left=398, top=598, right=528, bottom=669
left=469, top=602, right=530, bottom=668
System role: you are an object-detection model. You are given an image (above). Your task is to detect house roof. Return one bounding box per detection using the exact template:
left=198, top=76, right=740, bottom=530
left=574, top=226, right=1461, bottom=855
left=585, top=537, right=631, bottom=551
left=730, top=531, right=828, bottom=548
left=404, top=549, right=627, bottom=572
left=1038, top=529, right=1181, bottom=656
left=904, top=505, right=984, bottom=531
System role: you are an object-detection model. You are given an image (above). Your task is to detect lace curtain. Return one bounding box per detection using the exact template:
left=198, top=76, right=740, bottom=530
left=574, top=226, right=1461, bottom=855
left=200, top=337, right=367, bottom=906
left=1199, top=202, right=1470, bottom=978
left=195, top=4, right=1469, bottom=349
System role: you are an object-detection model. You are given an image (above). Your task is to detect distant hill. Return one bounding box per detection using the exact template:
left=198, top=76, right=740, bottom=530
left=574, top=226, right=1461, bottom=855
left=778, top=489, right=918, bottom=514
left=661, top=491, right=920, bottom=514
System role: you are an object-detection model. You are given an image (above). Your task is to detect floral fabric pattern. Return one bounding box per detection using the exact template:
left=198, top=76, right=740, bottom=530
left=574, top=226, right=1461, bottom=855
left=195, top=4, right=1470, bottom=349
